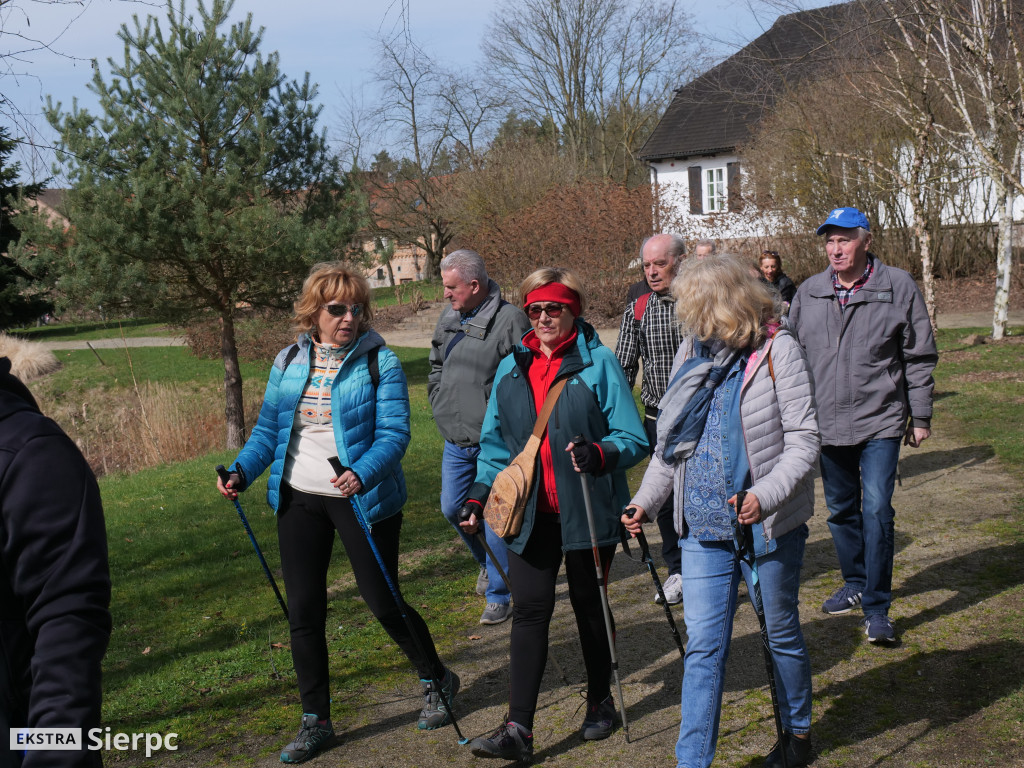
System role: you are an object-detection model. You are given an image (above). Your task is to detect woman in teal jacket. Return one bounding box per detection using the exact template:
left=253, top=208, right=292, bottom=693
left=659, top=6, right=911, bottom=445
left=217, top=263, right=458, bottom=764
left=460, top=268, right=647, bottom=763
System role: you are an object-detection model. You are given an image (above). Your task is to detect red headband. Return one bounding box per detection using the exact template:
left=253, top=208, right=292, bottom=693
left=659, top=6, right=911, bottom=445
left=524, top=282, right=581, bottom=318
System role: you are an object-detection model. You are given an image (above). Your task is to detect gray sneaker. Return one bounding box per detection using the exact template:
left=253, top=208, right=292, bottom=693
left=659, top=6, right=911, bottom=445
left=418, top=668, right=460, bottom=730
left=476, top=565, right=489, bottom=596
left=280, top=713, right=334, bottom=764
left=655, top=572, right=683, bottom=606
left=480, top=602, right=512, bottom=625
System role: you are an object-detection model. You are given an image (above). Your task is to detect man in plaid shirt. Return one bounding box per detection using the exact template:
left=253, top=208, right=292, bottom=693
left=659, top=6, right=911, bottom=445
left=790, top=207, right=937, bottom=645
left=615, top=233, right=687, bottom=605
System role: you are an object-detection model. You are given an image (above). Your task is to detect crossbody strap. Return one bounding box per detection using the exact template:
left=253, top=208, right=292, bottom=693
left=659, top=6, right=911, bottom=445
left=531, top=378, right=567, bottom=439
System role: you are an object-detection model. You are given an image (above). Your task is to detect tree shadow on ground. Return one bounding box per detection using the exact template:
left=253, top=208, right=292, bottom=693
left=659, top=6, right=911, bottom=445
left=896, top=540, right=1024, bottom=634
left=897, top=443, right=995, bottom=481
left=813, top=641, right=1024, bottom=764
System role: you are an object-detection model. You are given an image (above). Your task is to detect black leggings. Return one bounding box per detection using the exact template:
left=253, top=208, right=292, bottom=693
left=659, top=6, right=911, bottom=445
left=277, top=484, right=445, bottom=719
left=507, top=513, right=616, bottom=729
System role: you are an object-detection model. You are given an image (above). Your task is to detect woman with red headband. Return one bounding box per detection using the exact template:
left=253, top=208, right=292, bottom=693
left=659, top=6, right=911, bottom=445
left=459, top=267, right=648, bottom=762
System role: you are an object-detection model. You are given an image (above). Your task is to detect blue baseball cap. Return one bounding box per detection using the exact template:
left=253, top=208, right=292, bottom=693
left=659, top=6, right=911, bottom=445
left=816, top=207, right=871, bottom=235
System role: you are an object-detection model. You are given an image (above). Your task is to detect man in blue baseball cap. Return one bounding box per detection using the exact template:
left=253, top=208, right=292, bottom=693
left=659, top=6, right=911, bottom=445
left=789, top=207, right=937, bottom=646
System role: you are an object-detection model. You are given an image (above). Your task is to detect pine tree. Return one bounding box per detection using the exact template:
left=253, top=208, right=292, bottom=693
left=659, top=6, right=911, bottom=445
left=12, top=0, right=359, bottom=447
left=0, top=127, right=48, bottom=329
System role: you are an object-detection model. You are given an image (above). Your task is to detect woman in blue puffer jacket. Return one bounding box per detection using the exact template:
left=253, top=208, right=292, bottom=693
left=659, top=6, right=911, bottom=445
left=217, top=263, right=458, bottom=764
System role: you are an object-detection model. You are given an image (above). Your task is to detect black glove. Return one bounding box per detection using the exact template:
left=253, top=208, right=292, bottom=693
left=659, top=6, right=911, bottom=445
left=457, top=499, right=484, bottom=523
left=571, top=441, right=604, bottom=473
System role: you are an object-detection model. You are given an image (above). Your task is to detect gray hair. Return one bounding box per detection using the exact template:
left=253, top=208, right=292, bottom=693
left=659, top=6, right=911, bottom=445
left=640, top=233, right=687, bottom=260
left=439, top=249, right=488, bottom=284
left=695, top=239, right=716, bottom=254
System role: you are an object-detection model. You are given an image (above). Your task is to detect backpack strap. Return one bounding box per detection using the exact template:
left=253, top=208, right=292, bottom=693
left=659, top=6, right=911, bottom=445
left=282, top=343, right=300, bottom=369
left=768, top=349, right=774, bottom=382
left=282, top=343, right=379, bottom=390
left=367, top=346, right=380, bottom=389
left=633, top=292, right=653, bottom=324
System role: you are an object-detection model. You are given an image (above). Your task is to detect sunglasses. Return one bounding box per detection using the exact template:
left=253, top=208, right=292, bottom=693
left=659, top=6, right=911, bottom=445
left=526, top=303, right=567, bottom=319
left=323, top=303, right=363, bottom=318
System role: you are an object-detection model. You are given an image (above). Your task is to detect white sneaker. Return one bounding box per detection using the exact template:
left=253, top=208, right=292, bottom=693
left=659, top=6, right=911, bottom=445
left=655, top=572, right=683, bottom=606
left=475, top=566, right=488, bottom=596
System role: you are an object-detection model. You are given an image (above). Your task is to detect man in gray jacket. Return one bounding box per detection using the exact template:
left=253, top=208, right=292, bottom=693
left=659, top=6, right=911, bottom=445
left=789, top=207, right=937, bottom=644
left=428, top=250, right=530, bottom=624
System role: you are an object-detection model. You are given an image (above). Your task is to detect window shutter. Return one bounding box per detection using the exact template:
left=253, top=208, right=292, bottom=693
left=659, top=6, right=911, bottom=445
left=688, top=166, right=703, bottom=214
left=727, top=162, right=742, bottom=212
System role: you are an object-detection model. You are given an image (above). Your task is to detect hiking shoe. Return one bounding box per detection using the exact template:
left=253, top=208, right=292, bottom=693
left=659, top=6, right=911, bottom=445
left=655, top=572, right=683, bottom=606
left=863, top=614, right=897, bottom=643
left=480, top=602, right=512, bottom=624
left=580, top=695, right=616, bottom=741
left=765, top=732, right=813, bottom=768
left=470, top=720, right=534, bottom=763
left=280, top=713, right=334, bottom=764
left=418, top=668, right=460, bottom=729
left=476, top=565, right=489, bottom=596
left=821, top=585, right=862, bottom=615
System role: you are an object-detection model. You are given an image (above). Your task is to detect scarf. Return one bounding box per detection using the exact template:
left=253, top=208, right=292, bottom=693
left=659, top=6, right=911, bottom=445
left=657, top=341, right=744, bottom=464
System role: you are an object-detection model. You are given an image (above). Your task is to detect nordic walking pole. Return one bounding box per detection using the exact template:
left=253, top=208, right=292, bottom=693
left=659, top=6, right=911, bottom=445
left=216, top=465, right=289, bottom=619
left=571, top=435, right=630, bottom=743
left=733, top=490, right=788, bottom=768
left=458, top=504, right=572, bottom=686
left=622, top=521, right=685, bottom=659
left=329, top=457, right=468, bottom=745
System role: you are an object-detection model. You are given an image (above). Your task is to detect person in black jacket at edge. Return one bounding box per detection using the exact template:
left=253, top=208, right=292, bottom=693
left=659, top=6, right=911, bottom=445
left=0, top=356, right=111, bottom=768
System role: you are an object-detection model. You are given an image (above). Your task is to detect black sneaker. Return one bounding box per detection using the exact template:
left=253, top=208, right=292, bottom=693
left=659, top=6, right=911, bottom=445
left=470, top=720, right=534, bottom=763
left=418, top=668, right=460, bottom=729
left=765, top=732, right=813, bottom=768
left=280, top=713, right=334, bottom=764
left=580, top=695, right=616, bottom=740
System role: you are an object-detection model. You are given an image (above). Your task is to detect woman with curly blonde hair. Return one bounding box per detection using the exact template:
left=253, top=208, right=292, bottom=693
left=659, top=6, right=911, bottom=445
left=624, top=253, right=820, bottom=768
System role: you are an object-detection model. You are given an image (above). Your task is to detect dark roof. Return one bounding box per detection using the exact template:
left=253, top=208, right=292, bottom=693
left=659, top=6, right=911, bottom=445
left=639, top=1, right=873, bottom=161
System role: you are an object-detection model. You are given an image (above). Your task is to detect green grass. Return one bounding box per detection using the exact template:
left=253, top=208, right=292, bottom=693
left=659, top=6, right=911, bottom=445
left=371, top=279, right=444, bottom=308
left=43, top=347, right=271, bottom=397
left=11, top=318, right=174, bottom=341
left=932, top=326, right=1024, bottom=471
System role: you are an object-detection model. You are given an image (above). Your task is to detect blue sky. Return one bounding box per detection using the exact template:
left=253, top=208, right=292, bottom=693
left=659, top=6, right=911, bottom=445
left=1, top=0, right=797, bottom=181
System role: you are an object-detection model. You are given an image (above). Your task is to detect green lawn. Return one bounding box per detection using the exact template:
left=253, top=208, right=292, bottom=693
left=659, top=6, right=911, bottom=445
left=11, top=318, right=175, bottom=340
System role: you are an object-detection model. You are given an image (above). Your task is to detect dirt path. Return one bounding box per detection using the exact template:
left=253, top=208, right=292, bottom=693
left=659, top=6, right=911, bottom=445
left=191, top=426, right=1021, bottom=768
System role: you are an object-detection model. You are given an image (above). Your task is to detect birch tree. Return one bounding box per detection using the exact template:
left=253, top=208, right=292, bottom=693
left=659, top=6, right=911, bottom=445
left=885, top=0, right=1023, bottom=339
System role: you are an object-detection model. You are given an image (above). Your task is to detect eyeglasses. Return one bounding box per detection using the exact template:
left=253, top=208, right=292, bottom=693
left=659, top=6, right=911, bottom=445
left=526, top=303, right=566, bottom=319
left=323, top=303, right=363, bottom=318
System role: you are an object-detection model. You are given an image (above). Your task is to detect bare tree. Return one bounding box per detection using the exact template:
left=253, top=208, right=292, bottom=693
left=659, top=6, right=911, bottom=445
left=883, top=0, right=1023, bottom=339
left=0, top=0, right=161, bottom=174
left=486, top=0, right=698, bottom=182
left=349, top=32, right=506, bottom=279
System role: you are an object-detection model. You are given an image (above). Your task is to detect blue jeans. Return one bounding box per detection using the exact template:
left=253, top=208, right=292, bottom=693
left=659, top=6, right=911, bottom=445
left=819, top=438, right=900, bottom=616
left=675, top=526, right=812, bottom=768
left=440, top=441, right=510, bottom=604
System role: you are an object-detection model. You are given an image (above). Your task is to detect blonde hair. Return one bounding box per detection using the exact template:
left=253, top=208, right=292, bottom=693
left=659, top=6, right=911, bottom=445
left=293, top=262, right=373, bottom=341
left=671, top=253, right=780, bottom=349
left=518, top=267, right=586, bottom=315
